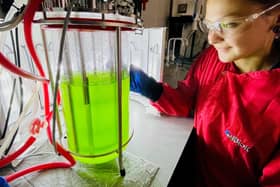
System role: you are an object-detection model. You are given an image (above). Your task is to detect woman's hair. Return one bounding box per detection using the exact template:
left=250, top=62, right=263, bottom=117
left=249, top=0, right=280, bottom=6
left=250, top=0, right=280, bottom=54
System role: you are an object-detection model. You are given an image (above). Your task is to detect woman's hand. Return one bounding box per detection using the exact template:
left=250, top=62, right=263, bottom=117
left=130, top=64, right=163, bottom=101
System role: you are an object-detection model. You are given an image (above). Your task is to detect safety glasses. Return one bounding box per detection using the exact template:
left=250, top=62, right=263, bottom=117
left=201, top=2, right=280, bottom=35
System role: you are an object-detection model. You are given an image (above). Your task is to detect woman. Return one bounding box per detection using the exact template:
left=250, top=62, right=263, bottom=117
left=130, top=0, right=280, bottom=186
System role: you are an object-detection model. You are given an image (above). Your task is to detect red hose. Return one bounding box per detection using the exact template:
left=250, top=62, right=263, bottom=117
left=1, top=117, right=75, bottom=182
left=0, top=137, right=36, bottom=168
left=0, top=52, right=48, bottom=82
left=1, top=0, right=76, bottom=183
left=23, top=0, right=62, bottom=138
left=23, top=0, right=51, bottom=122
left=23, top=0, right=74, bottom=155
left=5, top=142, right=76, bottom=182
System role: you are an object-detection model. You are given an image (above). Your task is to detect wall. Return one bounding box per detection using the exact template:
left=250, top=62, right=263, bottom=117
left=142, top=0, right=171, bottom=28
left=128, top=28, right=167, bottom=81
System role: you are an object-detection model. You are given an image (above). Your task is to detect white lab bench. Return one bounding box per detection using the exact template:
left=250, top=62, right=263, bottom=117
left=128, top=95, right=194, bottom=186
left=0, top=94, right=194, bottom=187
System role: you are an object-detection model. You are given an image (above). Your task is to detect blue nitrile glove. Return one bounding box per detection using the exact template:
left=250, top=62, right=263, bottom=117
left=0, top=177, right=10, bottom=187
left=130, top=64, right=163, bottom=101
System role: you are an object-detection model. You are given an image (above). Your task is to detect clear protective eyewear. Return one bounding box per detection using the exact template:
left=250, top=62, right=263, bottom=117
left=201, top=2, right=280, bottom=35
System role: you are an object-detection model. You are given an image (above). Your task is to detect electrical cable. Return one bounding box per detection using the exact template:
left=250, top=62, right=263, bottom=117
left=0, top=79, right=16, bottom=140
left=4, top=27, right=24, bottom=155
left=0, top=1, right=27, bottom=31
left=0, top=29, right=19, bottom=141
left=0, top=0, right=75, bottom=184
left=0, top=83, right=40, bottom=158
left=0, top=1, right=48, bottom=82
left=15, top=27, right=23, bottom=114
left=1, top=0, right=76, bottom=183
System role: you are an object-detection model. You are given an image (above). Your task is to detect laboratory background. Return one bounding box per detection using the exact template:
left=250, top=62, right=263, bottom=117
left=0, top=0, right=207, bottom=186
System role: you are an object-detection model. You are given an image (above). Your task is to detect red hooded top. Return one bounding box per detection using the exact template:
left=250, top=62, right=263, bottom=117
left=152, top=46, right=280, bottom=187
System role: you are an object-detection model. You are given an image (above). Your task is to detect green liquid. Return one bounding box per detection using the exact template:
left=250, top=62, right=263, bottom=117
left=60, top=72, right=130, bottom=164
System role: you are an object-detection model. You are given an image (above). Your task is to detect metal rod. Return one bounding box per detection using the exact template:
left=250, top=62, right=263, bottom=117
left=36, top=18, right=138, bottom=29
left=41, top=27, right=63, bottom=141
left=77, top=33, right=89, bottom=104
left=64, top=38, right=79, bottom=152
left=116, top=26, right=125, bottom=176
left=77, top=31, right=94, bottom=152
left=64, top=39, right=73, bottom=81
left=91, top=32, right=97, bottom=74
left=52, top=1, right=73, bottom=153
left=69, top=130, right=133, bottom=158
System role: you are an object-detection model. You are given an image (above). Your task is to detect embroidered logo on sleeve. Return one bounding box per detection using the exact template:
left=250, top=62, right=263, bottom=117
left=225, top=130, right=251, bottom=152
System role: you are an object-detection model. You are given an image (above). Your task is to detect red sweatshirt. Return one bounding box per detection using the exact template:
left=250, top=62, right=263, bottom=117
left=152, top=46, right=280, bottom=187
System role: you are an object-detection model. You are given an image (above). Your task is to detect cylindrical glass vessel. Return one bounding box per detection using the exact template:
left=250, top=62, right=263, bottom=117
left=42, top=25, right=132, bottom=164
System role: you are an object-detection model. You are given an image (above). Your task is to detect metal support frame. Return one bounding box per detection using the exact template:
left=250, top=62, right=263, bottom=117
left=37, top=10, right=140, bottom=176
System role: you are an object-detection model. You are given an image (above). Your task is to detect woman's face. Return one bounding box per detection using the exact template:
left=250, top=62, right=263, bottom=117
left=205, top=0, right=277, bottom=63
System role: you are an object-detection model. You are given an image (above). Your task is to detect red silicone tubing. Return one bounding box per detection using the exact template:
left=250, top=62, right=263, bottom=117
left=5, top=143, right=76, bottom=182
left=23, top=0, right=73, bottom=159
left=0, top=137, right=36, bottom=168
left=0, top=52, right=48, bottom=82
left=3, top=0, right=75, bottom=183
left=23, top=0, right=62, bottom=141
